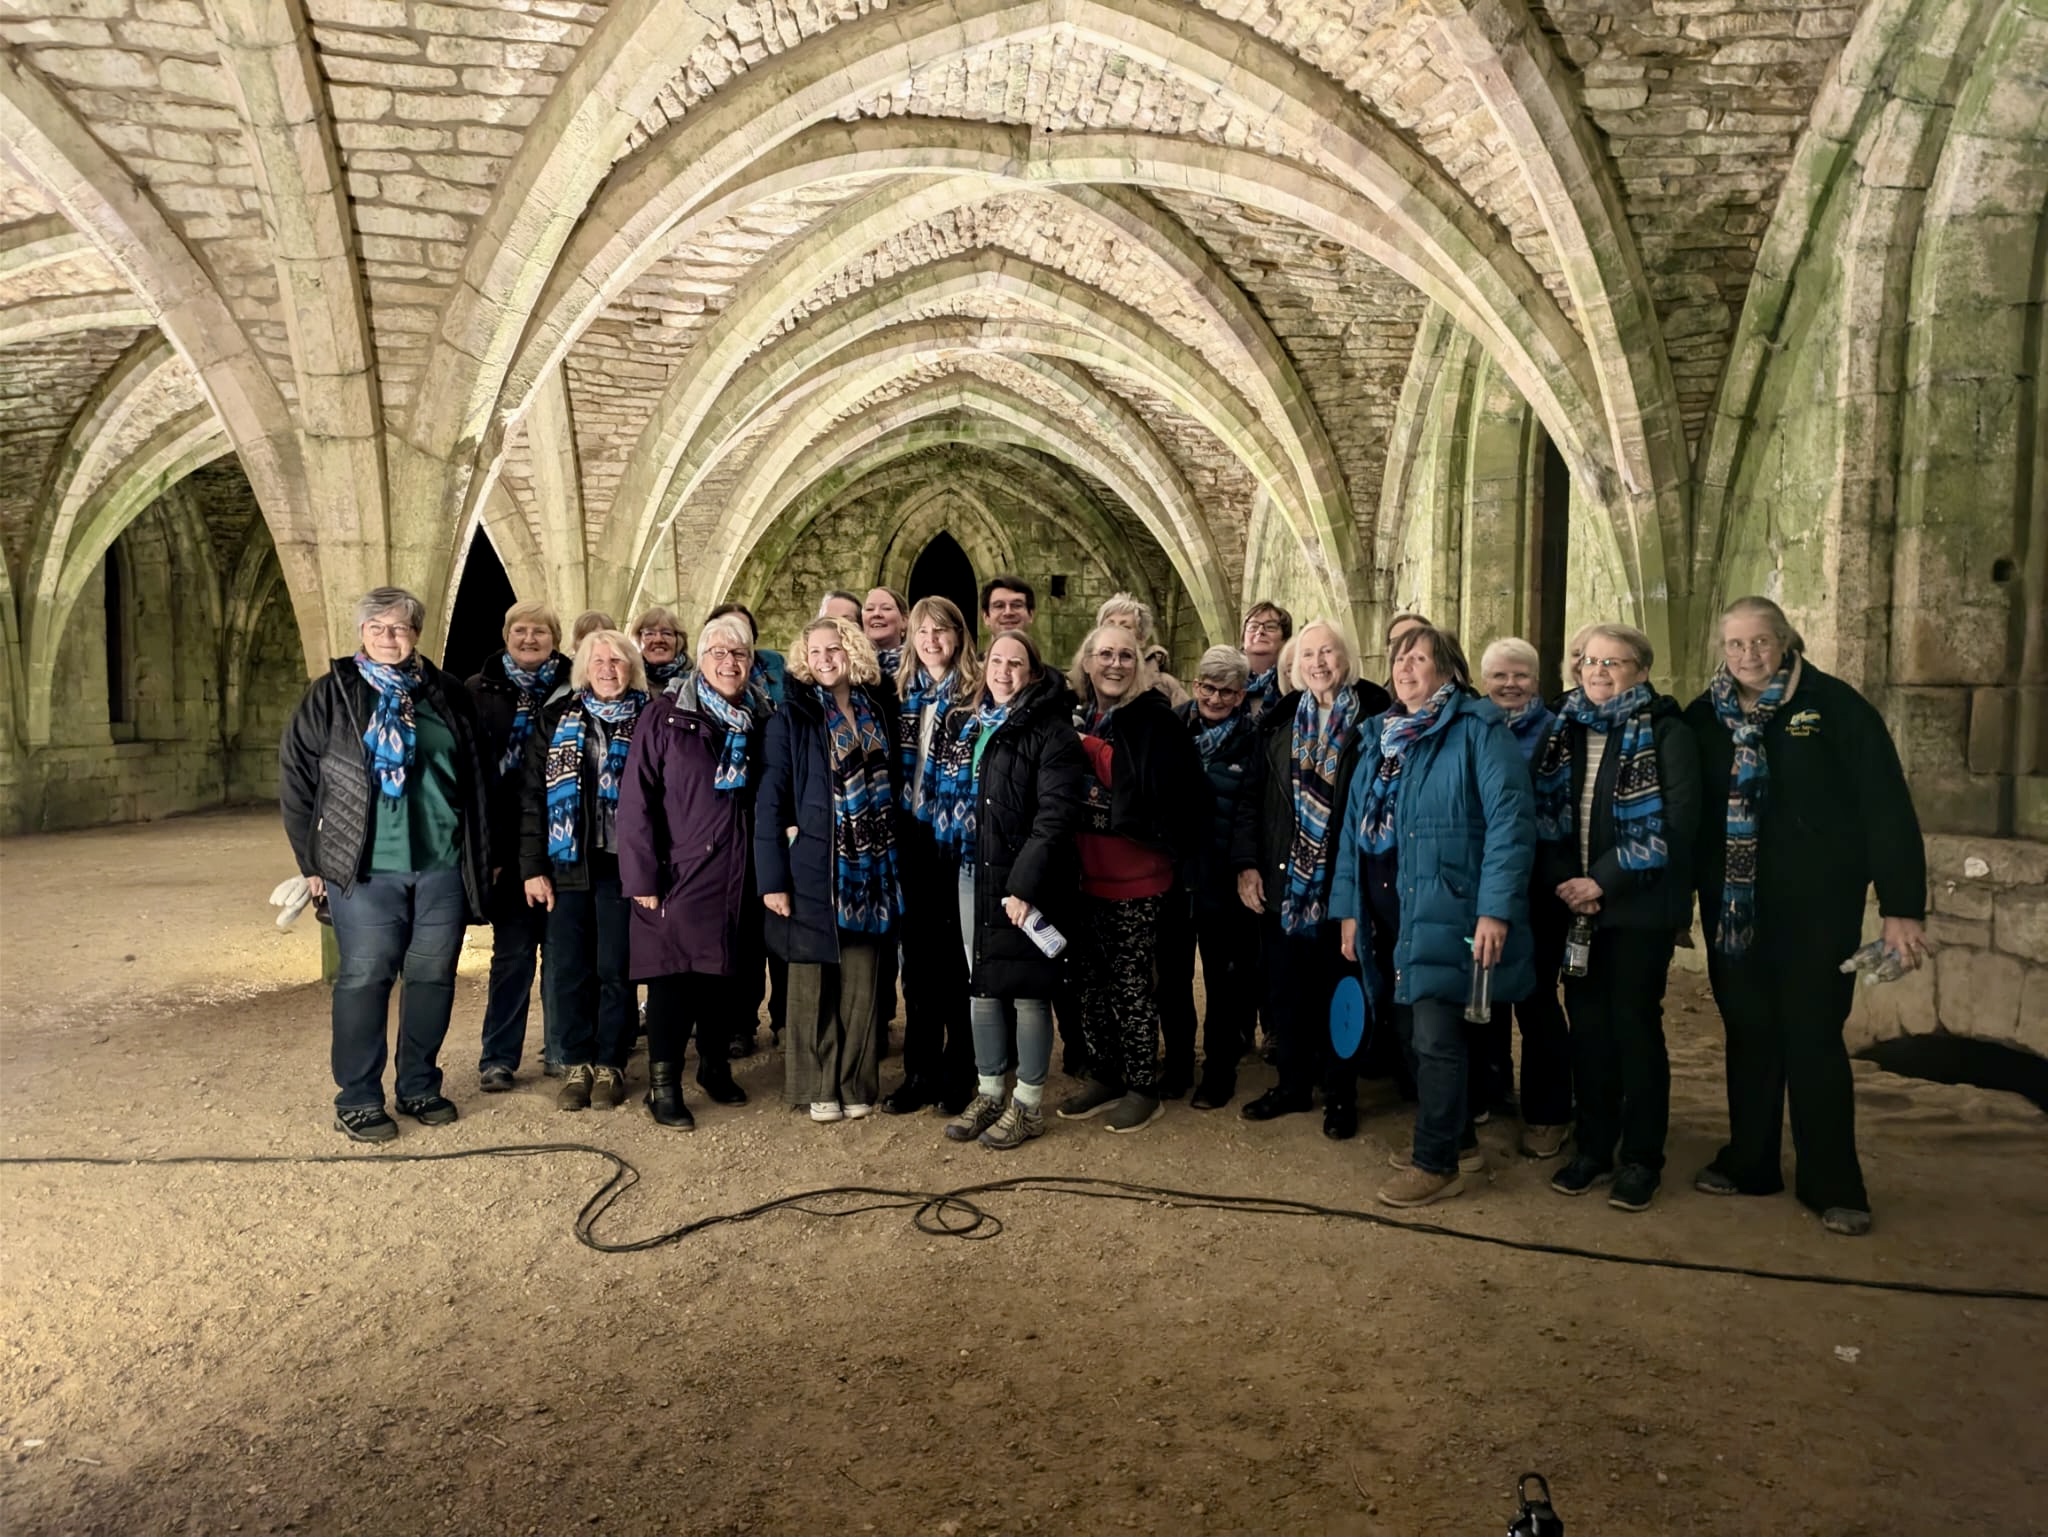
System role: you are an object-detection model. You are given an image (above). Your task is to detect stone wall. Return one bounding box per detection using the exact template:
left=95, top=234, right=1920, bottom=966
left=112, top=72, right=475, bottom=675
left=1850, top=834, right=2048, bottom=1058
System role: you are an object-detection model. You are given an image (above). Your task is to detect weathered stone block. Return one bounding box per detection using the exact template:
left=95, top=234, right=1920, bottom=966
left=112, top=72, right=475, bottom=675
left=1994, top=891, right=2048, bottom=960
left=2020, top=968, right=2048, bottom=1056
left=1846, top=952, right=1935, bottom=1050
left=1927, top=912, right=1992, bottom=949
left=1968, top=687, right=2017, bottom=773
left=32, top=48, right=157, bottom=90
left=1936, top=945, right=2025, bottom=1039
left=1925, top=833, right=2048, bottom=886
left=1907, top=770, right=2008, bottom=836
left=1933, top=878, right=1996, bottom=921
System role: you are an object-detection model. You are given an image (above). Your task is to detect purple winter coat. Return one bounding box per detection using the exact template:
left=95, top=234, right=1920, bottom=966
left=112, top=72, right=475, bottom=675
left=616, top=682, right=761, bottom=981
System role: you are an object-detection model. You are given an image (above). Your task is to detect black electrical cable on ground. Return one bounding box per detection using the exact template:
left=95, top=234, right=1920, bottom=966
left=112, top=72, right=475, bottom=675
left=4, top=1143, right=2045, bottom=1305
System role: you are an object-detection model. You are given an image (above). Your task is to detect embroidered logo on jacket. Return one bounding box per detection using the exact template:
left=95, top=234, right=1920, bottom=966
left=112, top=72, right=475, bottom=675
left=1785, top=709, right=1823, bottom=738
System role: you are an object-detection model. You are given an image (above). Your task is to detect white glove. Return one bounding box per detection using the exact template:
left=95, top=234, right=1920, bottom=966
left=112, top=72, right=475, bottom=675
left=269, top=875, right=313, bottom=930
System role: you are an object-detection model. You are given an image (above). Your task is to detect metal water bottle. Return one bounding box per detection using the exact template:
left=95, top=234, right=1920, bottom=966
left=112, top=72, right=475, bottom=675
left=1563, top=914, right=1594, bottom=978
left=1508, top=1472, right=1563, bottom=1537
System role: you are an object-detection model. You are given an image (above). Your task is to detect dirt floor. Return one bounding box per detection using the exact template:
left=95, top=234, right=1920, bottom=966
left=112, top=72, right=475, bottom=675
left=1, top=808, right=2045, bottom=1536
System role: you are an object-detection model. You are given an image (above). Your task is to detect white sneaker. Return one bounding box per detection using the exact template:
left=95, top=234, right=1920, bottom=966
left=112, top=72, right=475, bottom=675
left=810, top=1101, right=844, bottom=1123
left=841, top=1102, right=874, bottom=1120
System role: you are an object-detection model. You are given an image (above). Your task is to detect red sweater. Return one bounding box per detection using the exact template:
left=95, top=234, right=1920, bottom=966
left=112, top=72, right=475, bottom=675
left=1076, top=734, right=1174, bottom=901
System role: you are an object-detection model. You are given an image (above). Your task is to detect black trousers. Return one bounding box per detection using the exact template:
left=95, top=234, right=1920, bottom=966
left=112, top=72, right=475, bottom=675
left=735, top=890, right=786, bottom=1048
left=546, top=865, right=633, bottom=1071
left=1260, top=918, right=1355, bottom=1104
left=898, top=821, right=973, bottom=1092
left=1563, top=927, right=1675, bottom=1172
left=643, top=971, right=741, bottom=1087
left=1468, top=902, right=1572, bottom=1124
left=1706, top=944, right=1869, bottom=1213
left=1158, top=885, right=1257, bottom=1079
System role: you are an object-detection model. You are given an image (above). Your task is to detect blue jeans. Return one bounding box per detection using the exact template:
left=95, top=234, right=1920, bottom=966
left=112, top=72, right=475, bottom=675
left=545, top=871, right=633, bottom=1069
left=481, top=874, right=551, bottom=1072
left=327, top=868, right=469, bottom=1109
left=1399, top=997, right=1469, bottom=1175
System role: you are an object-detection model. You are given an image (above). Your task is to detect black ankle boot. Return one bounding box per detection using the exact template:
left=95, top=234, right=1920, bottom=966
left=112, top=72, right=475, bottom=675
left=647, top=1061, right=694, bottom=1129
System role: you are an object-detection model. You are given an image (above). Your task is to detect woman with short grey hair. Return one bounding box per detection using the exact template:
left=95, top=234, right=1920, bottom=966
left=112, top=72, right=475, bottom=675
left=281, top=586, right=491, bottom=1143
left=1683, top=596, right=1926, bottom=1236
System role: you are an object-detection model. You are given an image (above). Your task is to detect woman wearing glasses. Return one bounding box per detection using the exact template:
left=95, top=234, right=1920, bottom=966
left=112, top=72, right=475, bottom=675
left=1533, top=625, right=1701, bottom=1213
left=281, top=587, right=491, bottom=1142
left=1684, top=597, right=1926, bottom=1236
left=616, top=613, right=763, bottom=1127
left=1159, top=645, right=1266, bottom=1108
left=1236, top=621, right=1391, bottom=1140
left=633, top=607, right=690, bottom=691
left=1056, top=624, right=1207, bottom=1133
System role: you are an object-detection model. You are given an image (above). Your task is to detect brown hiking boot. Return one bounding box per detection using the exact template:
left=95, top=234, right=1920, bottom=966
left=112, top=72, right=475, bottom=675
left=1377, top=1164, right=1468, bottom=1208
left=557, top=1063, right=593, bottom=1111
left=590, top=1064, right=625, bottom=1108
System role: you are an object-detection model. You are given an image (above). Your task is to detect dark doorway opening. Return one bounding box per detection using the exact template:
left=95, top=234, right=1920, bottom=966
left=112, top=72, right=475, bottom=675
left=1531, top=432, right=1572, bottom=696
left=444, top=529, right=518, bottom=682
left=103, top=542, right=134, bottom=737
left=1858, top=1033, right=2048, bottom=1115
left=908, top=531, right=978, bottom=634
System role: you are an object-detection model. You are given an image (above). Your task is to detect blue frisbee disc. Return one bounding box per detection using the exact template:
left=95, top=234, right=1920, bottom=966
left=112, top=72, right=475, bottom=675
left=1329, top=975, right=1366, bottom=1058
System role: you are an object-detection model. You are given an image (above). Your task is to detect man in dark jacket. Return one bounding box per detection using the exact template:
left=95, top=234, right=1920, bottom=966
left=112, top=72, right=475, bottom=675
left=279, top=587, right=490, bottom=1143
left=466, top=600, right=569, bottom=1089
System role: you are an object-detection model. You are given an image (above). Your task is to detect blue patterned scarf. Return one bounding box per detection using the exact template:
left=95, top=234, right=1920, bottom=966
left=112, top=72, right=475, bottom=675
left=1709, top=661, right=1795, bottom=957
left=491, top=651, right=564, bottom=777
left=875, top=646, right=903, bottom=682
left=933, top=698, right=1011, bottom=864
left=1280, top=687, right=1362, bottom=935
left=544, top=689, right=646, bottom=864
left=355, top=652, right=422, bottom=800
left=645, top=656, right=688, bottom=691
left=694, top=674, right=757, bottom=793
left=1177, top=698, right=1240, bottom=763
left=899, top=665, right=960, bottom=812
left=1533, top=684, right=1668, bottom=870
left=1245, top=666, right=1282, bottom=717
left=820, top=686, right=901, bottom=934
left=1359, top=682, right=1458, bottom=857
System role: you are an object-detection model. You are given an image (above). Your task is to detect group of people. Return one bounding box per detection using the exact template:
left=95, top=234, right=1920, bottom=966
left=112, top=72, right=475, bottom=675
left=280, top=572, right=1929, bottom=1234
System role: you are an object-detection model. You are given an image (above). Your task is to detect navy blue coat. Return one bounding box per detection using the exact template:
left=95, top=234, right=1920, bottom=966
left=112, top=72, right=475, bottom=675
left=752, top=682, right=901, bottom=964
left=1329, top=690, right=1538, bottom=1007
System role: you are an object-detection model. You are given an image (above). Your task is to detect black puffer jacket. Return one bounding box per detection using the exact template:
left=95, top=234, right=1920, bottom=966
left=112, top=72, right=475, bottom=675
left=467, top=649, right=570, bottom=874
left=1078, top=685, right=1210, bottom=875
left=279, top=655, right=490, bottom=918
left=1533, top=693, right=1703, bottom=932
left=964, top=674, right=1086, bottom=999
left=1232, top=679, right=1391, bottom=910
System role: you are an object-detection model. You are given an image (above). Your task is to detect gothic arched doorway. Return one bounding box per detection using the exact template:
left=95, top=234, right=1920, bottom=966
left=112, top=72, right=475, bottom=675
left=444, top=529, right=517, bottom=681
left=907, top=531, right=977, bottom=631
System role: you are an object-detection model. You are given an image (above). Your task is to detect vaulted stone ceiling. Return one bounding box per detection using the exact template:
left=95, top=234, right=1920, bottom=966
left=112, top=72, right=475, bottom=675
left=0, top=0, right=1994, bottom=726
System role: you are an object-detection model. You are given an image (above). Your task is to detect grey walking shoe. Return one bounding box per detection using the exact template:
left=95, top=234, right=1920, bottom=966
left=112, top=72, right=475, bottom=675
left=1055, top=1077, right=1124, bottom=1120
left=978, top=1100, right=1045, bottom=1149
left=943, top=1092, right=1005, bottom=1142
left=1103, top=1092, right=1163, bottom=1133
left=1822, top=1206, right=1873, bottom=1236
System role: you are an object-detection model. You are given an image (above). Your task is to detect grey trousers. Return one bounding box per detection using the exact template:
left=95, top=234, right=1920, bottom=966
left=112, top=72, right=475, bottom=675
left=785, top=937, right=883, bottom=1109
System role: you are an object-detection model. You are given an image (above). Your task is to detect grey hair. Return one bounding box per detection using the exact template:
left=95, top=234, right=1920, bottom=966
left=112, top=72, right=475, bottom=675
left=570, top=629, right=648, bottom=694
left=1479, top=636, right=1540, bottom=676
left=1196, top=644, right=1249, bottom=689
left=1721, top=595, right=1806, bottom=655
left=1584, top=622, right=1655, bottom=672
left=695, top=614, right=755, bottom=660
left=1096, top=591, right=1156, bottom=645
left=1287, top=619, right=1356, bottom=693
left=355, top=586, right=425, bottom=633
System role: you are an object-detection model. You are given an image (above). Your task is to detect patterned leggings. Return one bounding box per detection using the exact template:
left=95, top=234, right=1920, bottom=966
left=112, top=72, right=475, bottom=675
left=1073, top=892, right=1165, bottom=1096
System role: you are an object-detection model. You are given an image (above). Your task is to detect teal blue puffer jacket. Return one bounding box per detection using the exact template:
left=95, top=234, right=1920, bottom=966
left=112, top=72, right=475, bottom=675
left=1329, top=690, right=1537, bottom=1007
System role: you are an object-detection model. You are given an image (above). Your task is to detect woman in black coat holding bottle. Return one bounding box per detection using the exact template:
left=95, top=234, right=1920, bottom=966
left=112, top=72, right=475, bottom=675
left=932, top=630, right=1085, bottom=1148
left=1685, top=596, right=1927, bottom=1237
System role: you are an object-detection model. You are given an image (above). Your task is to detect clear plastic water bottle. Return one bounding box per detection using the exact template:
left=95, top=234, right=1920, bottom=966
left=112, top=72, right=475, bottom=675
left=1839, top=938, right=1914, bottom=985
left=1563, top=914, right=1594, bottom=978
left=1464, top=948, right=1494, bottom=1024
